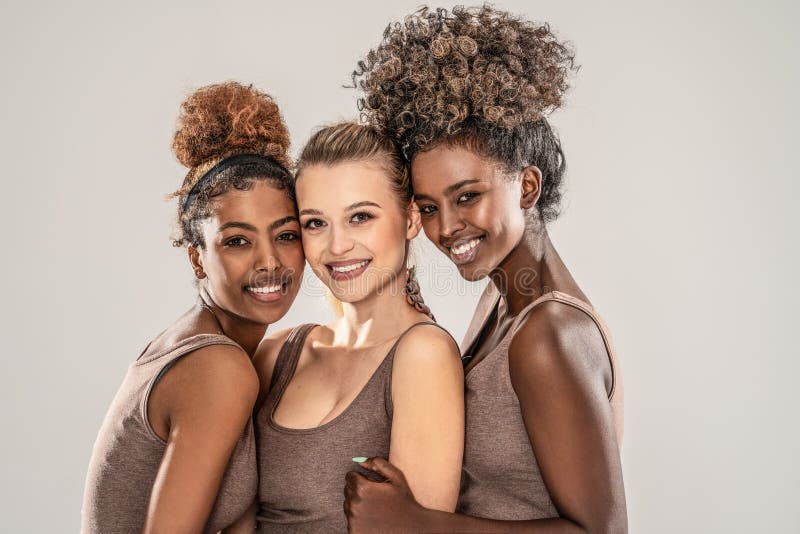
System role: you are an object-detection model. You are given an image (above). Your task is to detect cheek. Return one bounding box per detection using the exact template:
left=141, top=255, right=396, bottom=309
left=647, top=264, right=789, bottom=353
left=493, top=194, right=526, bottom=245
left=204, top=251, right=244, bottom=287
left=420, top=217, right=439, bottom=241
left=300, top=233, right=325, bottom=267
left=375, top=219, right=408, bottom=264
left=278, top=243, right=306, bottom=276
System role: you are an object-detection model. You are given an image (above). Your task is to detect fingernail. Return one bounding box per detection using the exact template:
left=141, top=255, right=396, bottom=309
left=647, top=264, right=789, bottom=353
left=352, top=456, right=368, bottom=463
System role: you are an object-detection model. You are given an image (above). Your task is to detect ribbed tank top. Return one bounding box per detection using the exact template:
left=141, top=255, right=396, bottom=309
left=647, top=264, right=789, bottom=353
left=255, top=321, right=446, bottom=533
left=81, top=334, right=258, bottom=534
left=457, top=285, right=624, bottom=520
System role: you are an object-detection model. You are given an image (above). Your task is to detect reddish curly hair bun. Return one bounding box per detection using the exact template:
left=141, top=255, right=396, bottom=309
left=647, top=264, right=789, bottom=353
left=172, top=81, right=291, bottom=176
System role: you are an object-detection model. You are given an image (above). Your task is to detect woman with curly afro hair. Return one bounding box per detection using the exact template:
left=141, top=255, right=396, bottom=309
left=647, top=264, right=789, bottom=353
left=343, top=5, right=627, bottom=532
left=82, top=82, right=305, bottom=533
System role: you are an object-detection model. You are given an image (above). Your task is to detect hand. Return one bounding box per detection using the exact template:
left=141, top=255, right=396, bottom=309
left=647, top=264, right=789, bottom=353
left=343, top=457, right=427, bottom=534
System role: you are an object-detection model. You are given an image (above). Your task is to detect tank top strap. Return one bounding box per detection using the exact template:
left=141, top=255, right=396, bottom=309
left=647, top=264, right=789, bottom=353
left=509, top=291, right=618, bottom=401
left=136, top=333, right=243, bottom=367
left=266, top=324, right=318, bottom=404
left=461, top=283, right=501, bottom=354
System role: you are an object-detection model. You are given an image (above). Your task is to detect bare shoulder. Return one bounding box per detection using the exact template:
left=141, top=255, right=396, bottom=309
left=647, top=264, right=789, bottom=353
left=392, top=323, right=463, bottom=388
left=508, top=300, right=612, bottom=396
left=161, top=343, right=259, bottom=415
left=394, top=323, right=461, bottom=365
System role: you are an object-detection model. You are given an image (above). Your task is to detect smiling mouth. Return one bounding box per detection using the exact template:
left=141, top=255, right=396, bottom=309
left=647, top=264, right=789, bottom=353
left=447, top=236, right=485, bottom=265
left=326, top=259, right=372, bottom=281
left=244, top=281, right=287, bottom=302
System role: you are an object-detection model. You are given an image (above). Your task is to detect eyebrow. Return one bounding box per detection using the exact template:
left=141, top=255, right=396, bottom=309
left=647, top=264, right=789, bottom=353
left=218, top=221, right=258, bottom=233
left=415, top=179, right=482, bottom=201
left=444, top=179, right=481, bottom=195
left=217, top=216, right=299, bottom=233
left=299, top=201, right=382, bottom=217
left=269, top=216, right=299, bottom=230
left=346, top=201, right=382, bottom=211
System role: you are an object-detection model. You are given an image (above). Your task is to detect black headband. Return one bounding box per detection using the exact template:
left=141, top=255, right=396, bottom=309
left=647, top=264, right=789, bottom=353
left=182, top=153, right=288, bottom=212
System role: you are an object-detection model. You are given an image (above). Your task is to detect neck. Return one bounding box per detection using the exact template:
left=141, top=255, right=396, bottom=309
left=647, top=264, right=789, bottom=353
left=335, top=273, right=423, bottom=347
left=489, top=228, right=578, bottom=316
left=199, top=291, right=267, bottom=356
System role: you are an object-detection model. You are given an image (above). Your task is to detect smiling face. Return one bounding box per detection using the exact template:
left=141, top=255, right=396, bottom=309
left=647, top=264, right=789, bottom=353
left=412, top=144, right=528, bottom=281
left=189, top=180, right=305, bottom=325
left=296, top=159, right=420, bottom=303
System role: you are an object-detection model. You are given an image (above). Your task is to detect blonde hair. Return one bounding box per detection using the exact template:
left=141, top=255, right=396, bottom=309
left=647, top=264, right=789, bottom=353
left=297, top=122, right=411, bottom=206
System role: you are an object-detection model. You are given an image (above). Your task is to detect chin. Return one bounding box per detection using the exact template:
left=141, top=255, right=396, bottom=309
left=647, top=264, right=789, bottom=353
left=457, top=265, right=491, bottom=282
left=328, top=289, right=369, bottom=304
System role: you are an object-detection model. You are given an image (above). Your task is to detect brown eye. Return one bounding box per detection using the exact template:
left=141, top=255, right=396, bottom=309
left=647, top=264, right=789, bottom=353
left=277, top=232, right=299, bottom=242
left=419, top=204, right=438, bottom=215
left=224, top=236, right=249, bottom=248
left=350, top=212, right=374, bottom=224
left=457, top=192, right=480, bottom=203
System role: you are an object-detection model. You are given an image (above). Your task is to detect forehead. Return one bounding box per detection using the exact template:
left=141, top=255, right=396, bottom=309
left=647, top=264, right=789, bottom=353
left=411, top=145, right=500, bottom=196
left=208, top=180, right=296, bottom=223
left=296, top=160, right=396, bottom=211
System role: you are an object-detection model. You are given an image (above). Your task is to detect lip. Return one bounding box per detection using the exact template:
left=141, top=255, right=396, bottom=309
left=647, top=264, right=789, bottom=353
left=244, top=280, right=288, bottom=303
left=325, top=258, right=372, bottom=282
left=445, top=235, right=485, bottom=266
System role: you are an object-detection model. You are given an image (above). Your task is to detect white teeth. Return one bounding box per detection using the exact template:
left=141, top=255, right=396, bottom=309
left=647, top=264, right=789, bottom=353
left=331, top=260, right=369, bottom=273
left=452, top=238, right=481, bottom=256
left=247, top=284, right=282, bottom=294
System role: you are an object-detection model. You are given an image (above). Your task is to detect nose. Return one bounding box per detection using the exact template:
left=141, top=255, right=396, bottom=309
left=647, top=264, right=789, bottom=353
left=255, top=242, right=282, bottom=273
left=438, top=205, right=466, bottom=242
left=328, top=225, right=355, bottom=256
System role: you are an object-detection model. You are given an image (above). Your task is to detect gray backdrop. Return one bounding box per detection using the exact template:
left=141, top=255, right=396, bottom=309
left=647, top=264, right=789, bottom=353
left=1, top=1, right=798, bottom=532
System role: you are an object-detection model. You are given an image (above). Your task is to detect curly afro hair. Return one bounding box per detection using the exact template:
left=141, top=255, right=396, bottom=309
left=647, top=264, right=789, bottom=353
left=170, top=81, right=294, bottom=247
left=352, top=5, right=577, bottom=222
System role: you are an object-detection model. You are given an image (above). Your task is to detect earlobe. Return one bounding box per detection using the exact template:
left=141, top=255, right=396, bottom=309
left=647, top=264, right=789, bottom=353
left=188, top=246, right=206, bottom=279
left=406, top=199, right=422, bottom=240
left=520, top=166, right=543, bottom=209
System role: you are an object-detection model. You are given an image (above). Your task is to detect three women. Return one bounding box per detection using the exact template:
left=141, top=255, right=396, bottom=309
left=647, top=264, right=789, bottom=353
left=83, top=4, right=627, bottom=533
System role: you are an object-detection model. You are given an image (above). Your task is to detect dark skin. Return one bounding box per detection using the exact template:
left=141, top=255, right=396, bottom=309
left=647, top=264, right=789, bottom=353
left=141, top=182, right=305, bottom=533
left=344, top=144, right=626, bottom=533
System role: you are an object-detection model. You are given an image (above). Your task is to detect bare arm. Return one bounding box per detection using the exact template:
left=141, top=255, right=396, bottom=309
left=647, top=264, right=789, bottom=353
left=345, top=305, right=626, bottom=533
left=142, top=345, right=259, bottom=534
left=387, top=324, right=464, bottom=511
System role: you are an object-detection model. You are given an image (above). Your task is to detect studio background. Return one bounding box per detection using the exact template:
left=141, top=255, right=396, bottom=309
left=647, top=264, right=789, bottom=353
left=1, top=1, right=797, bottom=532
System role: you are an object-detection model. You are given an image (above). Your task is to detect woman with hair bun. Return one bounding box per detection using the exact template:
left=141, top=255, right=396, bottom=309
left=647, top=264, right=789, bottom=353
left=81, top=81, right=305, bottom=534
left=345, top=6, right=628, bottom=532
left=250, top=122, right=464, bottom=533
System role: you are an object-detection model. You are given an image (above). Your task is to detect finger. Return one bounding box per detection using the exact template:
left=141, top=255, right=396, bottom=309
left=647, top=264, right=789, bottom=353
left=359, top=456, right=406, bottom=483
left=344, top=470, right=365, bottom=496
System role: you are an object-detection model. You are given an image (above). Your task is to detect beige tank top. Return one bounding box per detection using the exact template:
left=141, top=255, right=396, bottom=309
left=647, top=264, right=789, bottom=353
left=255, top=321, right=452, bottom=533
left=457, top=285, right=624, bottom=520
left=81, top=334, right=258, bottom=534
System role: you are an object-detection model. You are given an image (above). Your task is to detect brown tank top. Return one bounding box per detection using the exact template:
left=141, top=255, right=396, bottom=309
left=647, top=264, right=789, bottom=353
left=255, top=321, right=447, bottom=533
left=457, top=285, right=624, bottom=520
left=81, top=334, right=258, bottom=534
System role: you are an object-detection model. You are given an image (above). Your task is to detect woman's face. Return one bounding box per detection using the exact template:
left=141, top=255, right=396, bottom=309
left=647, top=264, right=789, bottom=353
left=296, top=159, right=420, bottom=303
left=411, top=144, right=526, bottom=281
left=190, top=180, right=305, bottom=324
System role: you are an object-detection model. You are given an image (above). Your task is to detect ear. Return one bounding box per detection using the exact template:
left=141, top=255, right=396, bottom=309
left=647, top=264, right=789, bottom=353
left=519, top=166, right=542, bottom=210
left=187, top=245, right=206, bottom=279
left=406, top=198, right=422, bottom=240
